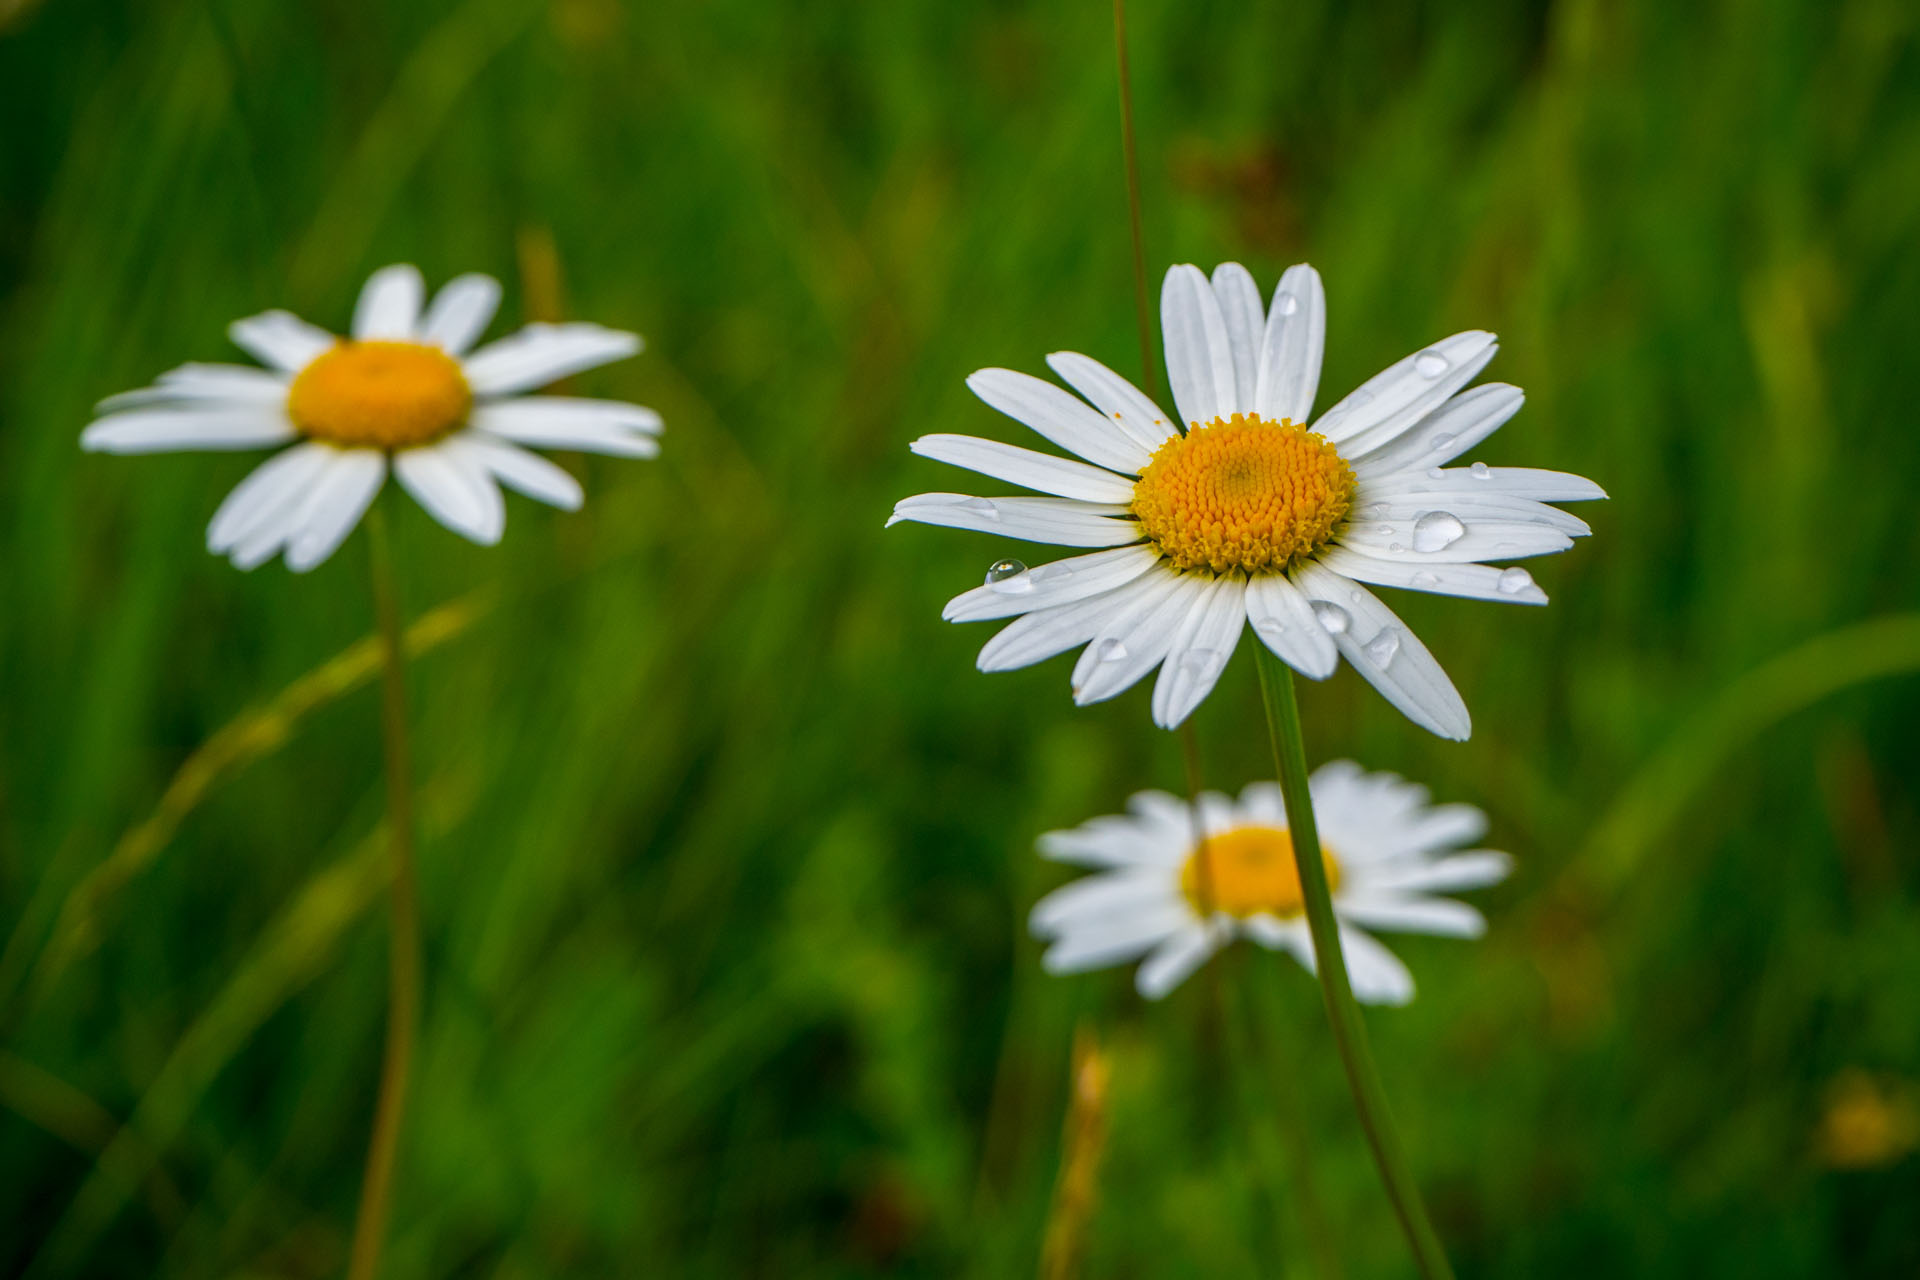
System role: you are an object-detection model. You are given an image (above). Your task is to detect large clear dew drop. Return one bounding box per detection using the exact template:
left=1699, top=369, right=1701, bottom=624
left=1411, top=511, right=1466, bottom=553
left=985, top=558, right=1033, bottom=594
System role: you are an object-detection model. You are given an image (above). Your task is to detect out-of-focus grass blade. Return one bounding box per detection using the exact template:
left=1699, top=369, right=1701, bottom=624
left=0, top=1051, right=185, bottom=1228
left=1569, top=614, right=1920, bottom=903
left=8, top=589, right=493, bottom=1008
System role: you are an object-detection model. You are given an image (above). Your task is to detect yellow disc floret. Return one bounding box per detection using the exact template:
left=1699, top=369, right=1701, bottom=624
left=1180, top=824, right=1341, bottom=919
left=1132, top=413, right=1354, bottom=574
left=287, top=340, right=471, bottom=449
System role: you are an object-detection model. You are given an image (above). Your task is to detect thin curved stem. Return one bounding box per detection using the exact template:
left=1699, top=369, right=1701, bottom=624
left=346, top=506, right=421, bottom=1280
left=1112, top=0, right=1155, bottom=398
left=1253, top=647, right=1453, bottom=1280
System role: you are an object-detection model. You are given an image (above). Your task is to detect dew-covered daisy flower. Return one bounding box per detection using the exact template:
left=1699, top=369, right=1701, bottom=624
left=82, top=265, right=660, bottom=571
left=888, top=262, right=1602, bottom=738
left=1030, top=763, right=1511, bottom=1002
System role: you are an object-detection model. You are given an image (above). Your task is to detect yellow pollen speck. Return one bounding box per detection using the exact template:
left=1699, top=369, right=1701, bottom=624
left=1180, top=825, right=1341, bottom=919
left=1132, top=413, right=1354, bottom=574
left=287, top=340, right=471, bottom=449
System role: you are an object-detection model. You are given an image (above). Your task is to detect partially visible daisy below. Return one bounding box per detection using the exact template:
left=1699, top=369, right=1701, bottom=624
left=83, top=264, right=661, bottom=571
left=889, top=261, right=1604, bottom=738
left=1030, top=762, right=1511, bottom=1002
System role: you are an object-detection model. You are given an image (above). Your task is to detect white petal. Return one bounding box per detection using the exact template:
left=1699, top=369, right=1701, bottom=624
left=207, top=442, right=338, bottom=552
left=1336, top=516, right=1574, bottom=564
left=1041, top=905, right=1191, bottom=973
left=1354, top=852, right=1512, bottom=896
left=1358, top=464, right=1607, bottom=504
left=1335, top=927, right=1416, bottom=1006
left=1348, top=384, right=1524, bottom=478
left=1030, top=871, right=1177, bottom=934
left=964, top=368, right=1152, bottom=474
left=393, top=444, right=504, bottom=545
left=1135, top=925, right=1222, bottom=999
left=1069, top=569, right=1206, bottom=705
left=1292, top=562, right=1470, bottom=740
left=942, top=545, right=1161, bottom=623
left=978, top=587, right=1138, bottom=672
left=1392, top=804, right=1490, bottom=854
left=1044, top=352, right=1178, bottom=451
left=418, top=273, right=502, bottom=354
left=887, top=493, right=1141, bottom=547
left=1038, top=812, right=1188, bottom=869
left=1159, top=264, right=1237, bottom=427
left=1210, top=263, right=1265, bottom=413
left=81, top=408, right=295, bottom=454
left=1317, top=547, right=1549, bottom=605
left=1151, top=574, right=1247, bottom=729
left=1313, top=331, right=1498, bottom=450
left=352, top=264, right=425, bottom=340
left=1245, top=572, right=1339, bottom=679
left=1350, top=492, right=1592, bottom=537
left=229, top=310, right=336, bottom=372
left=1253, top=263, right=1326, bottom=424
left=284, top=451, right=386, bottom=572
left=909, top=434, right=1137, bottom=502
left=445, top=433, right=583, bottom=511
left=470, top=398, right=661, bottom=458
left=1338, top=894, right=1486, bottom=938
left=97, top=364, right=288, bottom=413
left=462, top=323, right=643, bottom=395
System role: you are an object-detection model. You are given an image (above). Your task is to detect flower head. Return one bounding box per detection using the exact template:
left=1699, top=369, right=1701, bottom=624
left=1030, top=762, right=1512, bottom=1001
left=83, top=265, right=661, bottom=571
left=889, top=262, right=1603, bottom=738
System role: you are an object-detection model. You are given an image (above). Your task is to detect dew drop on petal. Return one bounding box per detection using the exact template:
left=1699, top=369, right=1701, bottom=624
left=1497, top=566, right=1535, bottom=595
left=985, top=558, right=1033, bottom=594
left=1470, top=461, right=1492, bottom=480
left=1428, top=432, right=1456, bottom=452
left=1411, top=511, right=1466, bottom=553
left=1363, top=628, right=1401, bottom=665
left=1411, top=570, right=1440, bottom=589
left=1426, top=467, right=1445, bottom=479
left=1414, top=349, right=1450, bottom=378
left=1311, top=602, right=1351, bottom=635
left=960, top=497, right=999, bottom=519
left=1030, top=561, right=1074, bottom=584
left=1349, top=389, right=1376, bottom=409
left=1097, top=638, right=1129, bottom=663
left=1275, top=291, right=1300, bottom=316
left=1179, top=647, right=1222, bottom=679
left=1254, top=617, right=1289, bottom=640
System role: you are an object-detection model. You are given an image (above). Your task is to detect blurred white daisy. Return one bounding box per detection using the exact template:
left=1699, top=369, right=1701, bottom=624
left=1030, top=762, right=1511, bottom=1002
left=83, top=264, right=660, bottom=571
left=889, top=262, right=1603, bottom=738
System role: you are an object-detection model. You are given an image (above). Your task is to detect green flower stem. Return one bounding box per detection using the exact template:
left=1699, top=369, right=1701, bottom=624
left=346, top=505, right=422, bottom=1280
left=1252, top=646, right=1454, bottom=1280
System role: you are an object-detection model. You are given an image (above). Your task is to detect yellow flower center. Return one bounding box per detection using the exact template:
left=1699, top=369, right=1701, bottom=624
left=1180, top=825, right=1341, bottom=919
left=287, top=340, right=471, bottom=449
left=1132, top=413, right=1355, bottom=574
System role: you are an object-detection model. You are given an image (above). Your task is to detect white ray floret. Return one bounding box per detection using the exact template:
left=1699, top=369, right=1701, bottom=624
left=889, top=260, right=1604, bottom=737
left=83, top=263, right=659, bottom=571
left=1030, top=763, right=1512, bottom=1002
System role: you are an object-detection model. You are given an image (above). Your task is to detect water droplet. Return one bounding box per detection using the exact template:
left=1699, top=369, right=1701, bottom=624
left=1311, top=602, right=1350, bottom=635
left=1426, top=468, right=1445, bottom=479
left=1360, top=503, right=1386, bottom=520
left=1497, top=567, right=1535, bottom=595
left=1413, top=349, right=1450, bottom=378
left=1254, top=617, right=1289, bottom=639
left=1411, top=570, right=1440, bottom=589
left=1364, top=628, right=1401, bottom=665
left=1470, top=461, right=1491, bottom=480
left=1179, top=648, right=1222, bottom=679
left=1428, top=432, right=1456, bottom=452
left=959, top=497, right=999, bottom=519
left=985, top=558, right=1033, bottom=594
left=1411, top=511, right=1466, bottom=553
left=1096, top=638, right=1129, bottom=663
left=1349, top=389, right=1376, bottom=409
left=1388, top=542, right=1405, bottom=553
left=1275, top=291, right=1300, bottom=316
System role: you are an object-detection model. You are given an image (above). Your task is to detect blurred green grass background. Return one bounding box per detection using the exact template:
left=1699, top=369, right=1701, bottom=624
left=3, top=0, right=1919, bottom=1274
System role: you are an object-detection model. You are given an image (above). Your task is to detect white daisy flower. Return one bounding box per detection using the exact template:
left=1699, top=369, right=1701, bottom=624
left=82, top=264, right=661, bottom=571
left=1030, top=762, right=1512, bottom=1002
left=888, top=262, right=1604, bottom=738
